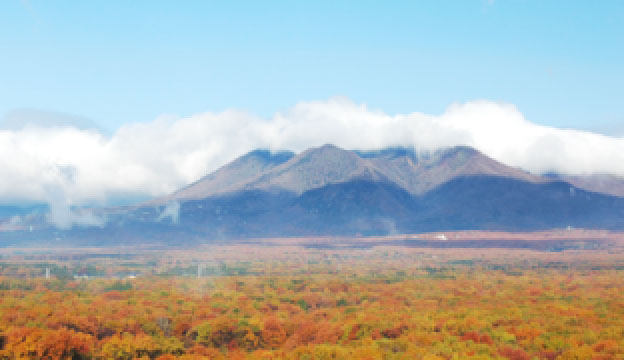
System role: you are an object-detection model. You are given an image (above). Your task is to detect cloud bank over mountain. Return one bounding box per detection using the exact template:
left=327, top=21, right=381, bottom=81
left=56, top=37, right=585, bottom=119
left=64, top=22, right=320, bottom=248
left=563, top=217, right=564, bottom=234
left=1, top=98, right=623, bottom=211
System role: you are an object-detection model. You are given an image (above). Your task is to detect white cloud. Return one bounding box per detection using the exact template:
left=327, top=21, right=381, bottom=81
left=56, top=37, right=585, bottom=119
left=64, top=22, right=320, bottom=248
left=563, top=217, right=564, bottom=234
left=43, top=183, right=107, bottom=229
left=1, top=97, right=623, bottom=220
left=157, top=201, right=180, bottom=224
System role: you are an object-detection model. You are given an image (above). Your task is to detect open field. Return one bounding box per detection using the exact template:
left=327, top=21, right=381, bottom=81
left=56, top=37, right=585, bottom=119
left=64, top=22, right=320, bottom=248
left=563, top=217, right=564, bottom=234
left=1, top=236, right=624, bottom=359
left=239, top=229, right=624, bottom=252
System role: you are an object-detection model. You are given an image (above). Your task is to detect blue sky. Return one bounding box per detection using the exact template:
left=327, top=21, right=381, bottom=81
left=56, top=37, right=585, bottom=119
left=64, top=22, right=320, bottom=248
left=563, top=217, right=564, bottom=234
left=1, top=0, right=623, bottom=133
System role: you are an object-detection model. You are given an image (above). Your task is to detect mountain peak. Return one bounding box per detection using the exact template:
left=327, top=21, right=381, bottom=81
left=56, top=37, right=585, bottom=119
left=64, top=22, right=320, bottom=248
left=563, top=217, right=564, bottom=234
left=242, top=144, right=386, bottom=194
left=161, top=149, right=295, bottom=202
left=245, top=149, right=296, bottom=164
left=359, top=145, right=543, bottom=195
left=442, top=145, right=479, bottom=156
left=317, top=143, right=342, bottom=150
left=300, top=143, right=350, bottom=157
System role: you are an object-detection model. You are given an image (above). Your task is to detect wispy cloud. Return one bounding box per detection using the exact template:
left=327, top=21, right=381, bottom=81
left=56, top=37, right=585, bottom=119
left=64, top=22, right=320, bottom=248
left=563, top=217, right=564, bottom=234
left=157, top=201, right=180, bottom=224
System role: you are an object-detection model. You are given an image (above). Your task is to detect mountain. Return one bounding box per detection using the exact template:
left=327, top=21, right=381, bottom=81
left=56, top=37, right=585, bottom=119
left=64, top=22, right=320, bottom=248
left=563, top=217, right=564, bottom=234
left=356, top=146, right=545, bottom=195
left=0, top=204, right=47, bottom=219
left=3, top=144, right=624, bottom=245
left=159, top=144, right=544, bottom=203
left=543, top=173, right=624, bottom=198
left=160, top=149, right=295, bottom=203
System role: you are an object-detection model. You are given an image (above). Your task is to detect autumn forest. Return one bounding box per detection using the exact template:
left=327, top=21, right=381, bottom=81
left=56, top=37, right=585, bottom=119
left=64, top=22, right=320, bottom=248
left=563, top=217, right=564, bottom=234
left=1, top=242, right=624, bottom=360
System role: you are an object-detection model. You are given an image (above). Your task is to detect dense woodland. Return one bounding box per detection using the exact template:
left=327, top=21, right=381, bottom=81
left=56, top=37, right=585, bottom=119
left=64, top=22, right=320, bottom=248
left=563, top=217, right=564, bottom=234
left=1, top=245, right=624, bottom=359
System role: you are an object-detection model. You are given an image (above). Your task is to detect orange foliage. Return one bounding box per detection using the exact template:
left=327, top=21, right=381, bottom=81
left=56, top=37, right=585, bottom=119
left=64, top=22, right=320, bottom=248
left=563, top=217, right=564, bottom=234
left=0, top=326, right=92, bottom=359
left=0, top=245, right=624, bottom=358
left=262, top=318, right=286, bottom=348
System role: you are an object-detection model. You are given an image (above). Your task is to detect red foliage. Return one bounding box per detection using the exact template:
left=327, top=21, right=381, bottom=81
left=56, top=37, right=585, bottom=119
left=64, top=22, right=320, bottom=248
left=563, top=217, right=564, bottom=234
left=538, top=350, right=559, bottom=360
left=461, top=331, right=493, bottom=345
left=499, top=346, right=531, bottom=360
left=381, top=324, right=408, bottom=339
left=347, top=324, right=362, bottom=340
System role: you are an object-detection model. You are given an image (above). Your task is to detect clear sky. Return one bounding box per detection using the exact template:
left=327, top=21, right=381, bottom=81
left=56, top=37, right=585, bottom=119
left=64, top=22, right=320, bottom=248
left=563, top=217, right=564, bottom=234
left=1, top=0, right=623, bottom=134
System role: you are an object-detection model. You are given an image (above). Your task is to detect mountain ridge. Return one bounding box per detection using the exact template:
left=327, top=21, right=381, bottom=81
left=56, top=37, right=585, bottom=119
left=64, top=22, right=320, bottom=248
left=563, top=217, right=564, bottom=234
left=157, top=144, right=551, bottom=204
left=3, top=144, right=624, bottom=245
